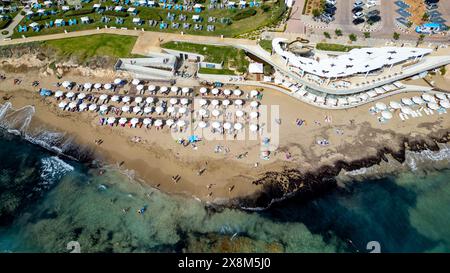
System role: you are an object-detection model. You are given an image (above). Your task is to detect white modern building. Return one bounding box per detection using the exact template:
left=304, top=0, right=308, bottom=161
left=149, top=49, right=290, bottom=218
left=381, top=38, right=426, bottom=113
left=272, top=38, right=433, bottom=79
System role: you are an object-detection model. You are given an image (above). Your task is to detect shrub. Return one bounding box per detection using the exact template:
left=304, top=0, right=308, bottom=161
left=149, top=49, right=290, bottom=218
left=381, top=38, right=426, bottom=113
left=261, top=4, right=270, bottom=12
left=0, top=18, right=12, bottom=29
left=335, top=29, right=342, bottom=36
left=104, top=10, right=129, bottom=18
left=64, top=8, right=93, bottom=17
left=232, top=8, right=257, bottom=21
left=323, top=31, right=331, bottom=39
left=349, top=33, right=357, bottom=42
left=393, top=32, right=400, bottom=40
left=363, top=32, right=370, bottom=38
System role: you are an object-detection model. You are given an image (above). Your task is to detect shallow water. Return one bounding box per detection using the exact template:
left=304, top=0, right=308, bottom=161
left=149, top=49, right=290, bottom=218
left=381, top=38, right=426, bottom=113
left=0, top=130, right=449, bottom=253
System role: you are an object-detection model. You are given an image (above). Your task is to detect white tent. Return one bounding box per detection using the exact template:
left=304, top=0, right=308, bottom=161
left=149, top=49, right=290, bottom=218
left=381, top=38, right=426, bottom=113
left=111, top=95, right=120, bottom=102
left=132, top=79, right=140, bottom=85
left=412, top=96, right=425, bottom=105
left=249, top=124, right=259, bottom=132
left=440, top=100, right=450, bottom=109
left=55, top=90, right=64, bottom=98
left=223, top=89, right=231, bottom=96
left=146, top=97, right=155, bottom=104
left=122, top=96, right=130, bottom=103
left=233, top=89, right=242, bottom=96
left=375, top=102, right=387, bottom=111
left=381, top=111, right=393, bottom=120
left=89, top=104, right=97, bottom=111
left=198, top=121, right=207, bottom=128
left=211, top=88, right=220, bottom=95
left=389, top=101, right=401, bottom=109
left=199, top=87, right=208, bottom=94
left=401, top=98, right=414, bottom=106
left=427, top=102, right=440, bottom=110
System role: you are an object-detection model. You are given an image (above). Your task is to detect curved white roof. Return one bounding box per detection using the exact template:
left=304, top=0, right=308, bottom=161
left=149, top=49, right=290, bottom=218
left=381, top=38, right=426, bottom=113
left=272, top=38, right=432, bottom=78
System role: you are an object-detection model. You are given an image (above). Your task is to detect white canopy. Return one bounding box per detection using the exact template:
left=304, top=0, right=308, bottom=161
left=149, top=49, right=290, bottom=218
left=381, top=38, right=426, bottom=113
left=169, top=98, right=178, bottom=105
left=148, top=85, right=156, bottom=91
left=154, top=119, right=163, bottom=127
left=160, top=86, right=168, bottom=93
left=107, top=117, right=116, bottom=124
left=132, top=79, right=140, bottom=85
left=235, top=110, right=244, bottom=117
left=68, top=102, right=77, bottom=109
left=223, top=89, right=231, bottom=96
left=199, top=99, right=208, bottom=106
left=111, top=95, right=120, bottom=102
left=99, top=94, right=108, bottom=101
left=94, top=83, right=102, bottom=89
left=435, top=93, right=447, bottom=100
left=167, top=106, right=175, bottom=114
left=176, top=120, right=186, bottom=127
left=84, top=83, right=92, bottom=89
left=223, top=99, right=231, bottom=106
left=233, top=123, right=243, bottom=130
left=62, top=81, right=71, bottom=88
left=104, top=84, right=112, bottom=90
left=211, top=88, right=220, bottom=95
left=136, top=84, right=144, bottom=91
left=249, top=124, right=259, bottom=132
left=79, top=103, right=87, bottom=110
left=233, top=89, right=242, bottom=96
left=199, top=87, right=208, bottom=94
left=250, top=90, right=259, bottom=97
left=77, top=93, right=86, bottom=99
left=381, top=111, right=393, bottom=120
left=401, top=98, right=414, bottom=106
left=211, top=109, right=221, bottom=117
left=198, top=121, right=207, bottom=128
left=389, top=101, right=402, bottom=109
left=132, top=106, right=141, bottom=113
left=130, top=118, right=139, bottom=125
left=422, top=93, right=435, bottom=102
left=178, top=107, right=187, bottom=114
left=55, top=90, right=64, bottom=98
left=146, top=97, right=155, bottom=104
left=89, top=104, right=97, bottom=111
left=114, top=78, right=122, bottom=85
left=180, top=98, right=189, bottom=105
left=211, top=121, right=221, bottom=129
left=122, top=96, right=131, bottom=103
left=66, top=92, right=75, bottom=98
left=143, top=118, right=152, bottom=125
left=375, top=102, right=387, bottom=111
left=58, top=101, right=67, bottom=108
left=182, top=87, right=190, bottom=94
left=250, top=111, right=259, bottom=119
left=223, top=122, right=232, bottom=130
left=211, top=99, right=220, bottom=106
left=119, top=117, right=128, bottom=125
left=234, top=99, right=243, bottom=106
left=155, top=106, right=164, bottom=114
left=100, top=105, right=108, bottom=112
left=144, top=107, right=153, bottom=113
left=198, top=109, right=208, bottom=117
left=440, top=100, right=450, bottom=109
left=250, top=101, right=259, bottom=108
left=427, top=102, right=440, bottom=110
left=166, top=119, right=174, bottom=127
left=135, top=97, right=143, bottom=104
left=171, top=86, right=178, bottom=93
left=412, top=96, right=425, bottom=105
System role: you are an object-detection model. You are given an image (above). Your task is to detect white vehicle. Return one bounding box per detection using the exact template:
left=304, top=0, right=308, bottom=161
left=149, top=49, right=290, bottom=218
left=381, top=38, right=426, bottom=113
left=353, top=11, right=364, bottom=19
left=366, top=1, right=378, bottom=9
left=353, top=1, right=364, bottom=8
left=326, top=0, right=336, bottom=5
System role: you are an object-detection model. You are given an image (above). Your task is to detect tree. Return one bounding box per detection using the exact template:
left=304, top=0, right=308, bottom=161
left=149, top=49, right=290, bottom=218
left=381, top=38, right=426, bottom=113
left=363, top=32, right=371, bottom=38
left=323, top=31, right=331, bottom=39
left=335, top=29, right=342, bottom=36
left=349, top=33, right=357, bottom=42
left=417, top=34, right=425, bottom=46
left=393, top=32, right=400, bottom=40
left=422, top=12, right=429, bottom=22
left=312, top=8, right=321, bottom=18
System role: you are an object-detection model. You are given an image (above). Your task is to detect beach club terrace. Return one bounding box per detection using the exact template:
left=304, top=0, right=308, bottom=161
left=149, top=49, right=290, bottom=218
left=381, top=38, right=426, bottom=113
left=272, top=38, right=433, bottom=81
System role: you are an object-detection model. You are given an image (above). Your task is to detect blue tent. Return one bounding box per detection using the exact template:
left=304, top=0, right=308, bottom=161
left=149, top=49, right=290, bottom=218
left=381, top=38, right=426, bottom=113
left=40, top=89, right=52, bottom=96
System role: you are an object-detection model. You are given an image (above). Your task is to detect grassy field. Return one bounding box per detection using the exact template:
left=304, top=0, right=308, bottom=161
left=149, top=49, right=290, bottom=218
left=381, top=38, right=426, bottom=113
left=258, top=39, right=272, bottom=53
left=198, top=67, right=236, bottom=75
left=12, top=0, right=287, bottom=39
left=44, top=34, right=138, bottom=62
left=162, top=41, right=249, bottom=74
left=316, top=43, right=362, bottom=52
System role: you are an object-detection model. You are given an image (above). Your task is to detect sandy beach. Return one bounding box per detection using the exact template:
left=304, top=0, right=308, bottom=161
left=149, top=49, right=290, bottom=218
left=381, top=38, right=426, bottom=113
left=1, top=59, right=449, bottom=206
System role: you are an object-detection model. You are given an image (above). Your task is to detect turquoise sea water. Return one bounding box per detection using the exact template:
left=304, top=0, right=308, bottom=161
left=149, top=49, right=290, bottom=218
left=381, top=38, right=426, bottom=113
left=0, top=130, right=449, bottom=253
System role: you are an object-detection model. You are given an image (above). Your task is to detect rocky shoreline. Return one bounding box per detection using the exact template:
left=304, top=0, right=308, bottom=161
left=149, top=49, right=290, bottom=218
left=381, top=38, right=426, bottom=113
left=233, top=129, right=450, bottom=210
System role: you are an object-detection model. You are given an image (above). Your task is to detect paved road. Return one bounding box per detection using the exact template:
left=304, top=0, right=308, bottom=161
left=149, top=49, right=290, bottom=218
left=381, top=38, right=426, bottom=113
left=0, top=8, right=24, bottom=40
left=285, top=0, right=307, bottom=34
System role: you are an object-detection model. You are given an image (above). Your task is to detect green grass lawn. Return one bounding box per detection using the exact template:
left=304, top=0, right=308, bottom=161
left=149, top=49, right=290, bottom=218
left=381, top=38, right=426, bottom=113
left=316, top=43, right=362, bottom=52
left=162, top=41, right=249, bottom=74
left=12, top=1, right=287, bottom=38
left=44, top=34, right=138, bottom=62
left=198, top=67, right=235, bottom=75
left=258, top=39, right=272, bottom=53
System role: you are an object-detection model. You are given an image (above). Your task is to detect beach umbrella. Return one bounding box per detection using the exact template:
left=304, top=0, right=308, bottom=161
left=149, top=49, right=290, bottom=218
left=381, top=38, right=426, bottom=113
left=198, top=121, right=207, bottom=128
left=412, top=96, right=425, bottom=105
left=122, top=96, right=131, bottom=103
left=250, top=111, right=259, bottom=119
left=234, top=99, right=243, bottom=106
left=160, top=86, right=168, bottom=93
left=211, top=121, right=221, bottom=129
left=136, top=84, right=144, bottom=92
left=132, top=106, right=141, bottom=113
left=167, top=106, right=175, bottom=114
left=199, top=99, right=208, bottom=107
left=114, top=78, right=122, bottom=85
left=223, top=89, right=231, bottom=96
left=77, top=93, right=86, bottom=100
left=199, top=87, right=208, bottom=94
left=198, top=109, right=208, bottom=117
left=427, top=102, right=439, bottom=110
left=178, top=107, right=187, bottom=115
left=401, top=107, right=413, bottom=114
left=55, top=90, right=64, bottom=98
left=132, top=79, right=140, bottom=85
left=422, top=93, right=435, bottom=102
left=130, top=118, right=139, bottom=126
left=233, top=89, right=242, bottom=96
left=148, top=85, right=156, bottom=92
left=94, top=83, right=102, bottom=89
left=146, top=97, right=154, bottom=104
left=164, top=119, right=173, bottom=127
left=375, top=102, right=387, bottom=111
left=381, top=111, right=393, bottom=120
left=235, top=110, right=244, bottom=117
left=99, top=94, right=108, bottom=101
left=171, top=86, right=179, bottom=93
left=440, top=100, right=450, bottom=109
left=58, top=101, right=67, bottom=108
left=104, top=83, right=112, bottom=90
left=211, top=99, right=220, bottom=107
left=66, top=92, right=75, bottom=98
left=155, top=106, right=164, bottom=114
left=119, top=117, right=128, bottom=125
left=100, top=105, right=109, bottom=112
left=154, top=119, right=163, bottom=127
left=107, top=117, right=116, bottom=124
left=435, top=93, right=447, bottom=100
left=181, top=87, right=190, bottom=94
left=68, top=102, right=77, bottom=109
left=143, top=118, right=152, bottom=126
left=211, top=88, right=219, bottom=95
left=401, top=98, right=413, bottom=106
left=180, top=98, right=189, bottom=105
left=84, top=83, right=92, bottom=90
left=233, top=123, right=243, bottom=131
left=169, top=98, right=178, bottom=105
left=223, top=122, right=232, bottom=130
left=121, top=105, right=130, bottom=112
left=222, top=99, right=231, bottom=107
left=212, top=109, right=221, bottom=117
left=144, top=107, right=152, bottom=114
left=111, top=95, right=120, bottom=102
left=249, top=124, right=259, bottom=132
left=62, top=81, right=71, bottom=88
left=135, top=97, right=143, bottom=104
left=250, top=90, right=259, bottom=98
left=176, top=120, right=186, bottom=127
left=89, top=104, right=97, bottom=111
left=389, top=101, right=401, bottom=109
left=78, top=103, right=87, bottom=111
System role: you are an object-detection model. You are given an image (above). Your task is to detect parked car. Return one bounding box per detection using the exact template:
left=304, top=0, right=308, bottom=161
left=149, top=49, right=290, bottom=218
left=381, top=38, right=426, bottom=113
left=367, top=15, right=381, bottom=23
left=353, top=17, right=365, bottom=25
left=367, top=10, right=380, bottom=17
left=353, top=1, right=364, bottom=8
left=352, top=6, right=363, bottom=14
left=353, top=11, right=364, bottom=19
